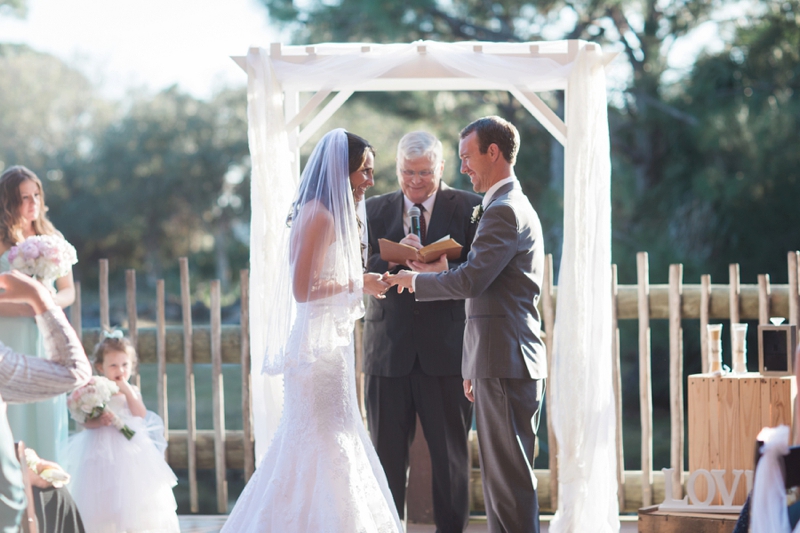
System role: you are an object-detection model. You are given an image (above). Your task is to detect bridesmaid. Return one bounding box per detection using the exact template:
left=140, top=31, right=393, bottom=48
left=0, top=165, right=76, bottom=463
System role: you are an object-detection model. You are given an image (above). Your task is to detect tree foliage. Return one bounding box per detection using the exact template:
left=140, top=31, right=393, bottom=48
left=0, top=45, right=251, bottom=293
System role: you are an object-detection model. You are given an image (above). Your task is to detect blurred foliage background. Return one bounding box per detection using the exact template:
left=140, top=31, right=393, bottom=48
left=2, top=0, right=800, bottom=489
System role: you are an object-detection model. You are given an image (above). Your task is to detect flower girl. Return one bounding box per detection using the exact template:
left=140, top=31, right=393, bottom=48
left=62, top=332, right=180, bottom=533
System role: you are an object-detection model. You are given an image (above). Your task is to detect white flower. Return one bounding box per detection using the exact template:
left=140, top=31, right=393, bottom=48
left=8, top=235, right=78, bottom=285
left=470, top=204, right=485, bottom=224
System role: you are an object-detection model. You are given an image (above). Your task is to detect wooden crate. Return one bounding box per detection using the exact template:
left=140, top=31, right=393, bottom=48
left=688, top=373, right=796, bottom=505
left=638, top=506, right=738, bottom=533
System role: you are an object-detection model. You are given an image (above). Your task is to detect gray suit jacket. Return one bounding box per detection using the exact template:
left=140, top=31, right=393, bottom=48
left=414, top=181, right=546, bottom=380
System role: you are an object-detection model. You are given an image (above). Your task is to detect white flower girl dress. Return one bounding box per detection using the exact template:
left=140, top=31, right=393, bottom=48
left=62, top=392, right=180, bottom=533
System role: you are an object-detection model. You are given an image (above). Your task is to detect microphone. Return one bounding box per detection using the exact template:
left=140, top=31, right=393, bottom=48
left=408, top=206, right=421, bottom=240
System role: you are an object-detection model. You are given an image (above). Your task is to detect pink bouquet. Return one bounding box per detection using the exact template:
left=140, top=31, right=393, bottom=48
left=67, top=377, right=135, bottom=440
left=8, top=235, right=78, bottom=289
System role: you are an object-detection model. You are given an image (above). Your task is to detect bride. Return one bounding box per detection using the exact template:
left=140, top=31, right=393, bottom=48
left=222, top=129, right=401, bottom=532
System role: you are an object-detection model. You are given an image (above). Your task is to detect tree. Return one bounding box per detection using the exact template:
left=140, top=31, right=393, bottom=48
left=56, top=86, right=251, bottom=289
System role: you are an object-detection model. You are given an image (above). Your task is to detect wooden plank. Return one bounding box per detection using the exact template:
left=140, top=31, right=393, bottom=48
left=789, top=251, right=799, bottom=327
left=80, top=325, right=243, bottom=364
left=737, top=375, right=761, bottom=502
left=615, top=283, right=792, bottom=320
left=541, top=254, right=557, bottom=510
left=70, top=281, right=82, bottom=339
left=708, top=376, right=722, bottom=504
left=210, top=280, right=228, bottom=513
left=126, top=270, right=140, bottom=388
left=240, top=269, right=254, bottom=482
left=611, top=264, right=625, bottom=510
left=729, top=264, right=740, bottom=366
left=166, top=429, right=248, bottom=469
left=668, top=264, right=684, bottom=500
left=156, top=280, right=168, bottom=445
left=637, top=252, right=653, bottom=507
left=99, top=258, right=109, bottom=330
left=638, top=508, right=738, bottom=533
left=769, top=376, right=796, bottom=428
left=687, top=376, right=710, bottom=501
left=758, top=274, right=771, bottom=326
left=795, top=349, right=800, bottom=445
left=717, top=376, right=740, bottom=506
left=179, top=257, right=198, bottom=513
left=700, top=275, right=711, bottom=374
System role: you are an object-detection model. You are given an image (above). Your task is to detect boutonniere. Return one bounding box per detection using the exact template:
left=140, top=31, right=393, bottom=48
left=470, top=204, right=485, bottom=224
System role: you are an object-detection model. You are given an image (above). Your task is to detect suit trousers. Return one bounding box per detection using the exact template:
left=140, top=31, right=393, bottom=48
left=473, top=377, right=542, bottom=533
left=365, top=370, right=472, bottom=533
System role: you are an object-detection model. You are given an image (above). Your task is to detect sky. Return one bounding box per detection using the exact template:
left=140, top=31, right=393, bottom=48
left=0, top=0, right=758, bottom=104
left=0, top=0, right=281, bottom=100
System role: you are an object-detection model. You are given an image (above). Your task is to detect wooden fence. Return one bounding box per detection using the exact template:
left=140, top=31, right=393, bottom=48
left=70, top=252, right=800, bottom=514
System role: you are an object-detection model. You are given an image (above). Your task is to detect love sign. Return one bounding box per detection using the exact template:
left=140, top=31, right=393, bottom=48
left=658, top=467, right=753, bottom=513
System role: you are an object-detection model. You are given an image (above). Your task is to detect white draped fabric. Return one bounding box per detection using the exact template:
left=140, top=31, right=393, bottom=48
left=751, top=426, right=800, bottom=533
left=549, top=48, right=619, bottom=533
left=245, top=40, right=617, bottom=527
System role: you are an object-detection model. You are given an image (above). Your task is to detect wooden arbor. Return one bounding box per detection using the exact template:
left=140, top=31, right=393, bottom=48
left=236, top=39, right=617, bottom=522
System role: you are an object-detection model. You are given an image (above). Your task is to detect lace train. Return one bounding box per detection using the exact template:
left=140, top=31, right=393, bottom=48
left=223, top=342, right=401, bottom=533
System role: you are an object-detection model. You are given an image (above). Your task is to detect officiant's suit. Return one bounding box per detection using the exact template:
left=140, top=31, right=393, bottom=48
left=415, top=179, right=546, bottom=533
left=364, top=181, right=481, bottom=533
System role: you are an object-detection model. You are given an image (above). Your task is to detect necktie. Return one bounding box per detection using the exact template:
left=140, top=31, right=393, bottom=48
left=414, top=203, right=427, bottom=244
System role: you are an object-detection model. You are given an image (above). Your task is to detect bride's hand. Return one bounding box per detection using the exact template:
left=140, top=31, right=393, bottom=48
left=363, top=273, right=390, bottom=299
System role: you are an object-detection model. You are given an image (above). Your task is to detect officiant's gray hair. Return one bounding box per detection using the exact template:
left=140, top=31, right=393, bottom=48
left=396, top=131, right=443, bottom=167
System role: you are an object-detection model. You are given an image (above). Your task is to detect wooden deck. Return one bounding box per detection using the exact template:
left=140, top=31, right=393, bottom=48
left=177, top=514, right=640, bottom=532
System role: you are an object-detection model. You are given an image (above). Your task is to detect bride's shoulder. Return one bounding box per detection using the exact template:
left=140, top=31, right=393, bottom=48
left=296, top=200, right=335, bottom=228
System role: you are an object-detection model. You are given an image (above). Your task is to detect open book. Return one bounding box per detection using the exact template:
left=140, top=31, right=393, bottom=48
left=379, top=236, right=463, bottom=265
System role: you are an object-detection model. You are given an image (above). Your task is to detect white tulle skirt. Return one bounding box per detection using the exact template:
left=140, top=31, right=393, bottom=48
left=222, top=342, right=401, bottom=533
left=62, top=411, right=180, bottom=533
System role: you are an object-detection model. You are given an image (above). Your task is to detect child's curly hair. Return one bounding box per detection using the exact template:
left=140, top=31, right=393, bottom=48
left=92, top=331, right=138, bottom=374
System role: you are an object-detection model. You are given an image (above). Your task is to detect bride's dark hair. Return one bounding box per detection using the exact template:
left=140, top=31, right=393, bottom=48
left=287, top=131, right=374, bottom=227
left=346, top=132, right=375, bottom=175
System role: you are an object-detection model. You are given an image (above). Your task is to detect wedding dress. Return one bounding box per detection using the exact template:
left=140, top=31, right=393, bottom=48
left=222, top=129, right=401, bottom=532
left=222, top=248, right=401, bottom=533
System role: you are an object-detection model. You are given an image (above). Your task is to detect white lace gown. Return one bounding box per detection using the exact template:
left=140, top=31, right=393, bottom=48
left=222, top=303, right=402, bottom=532
left=62, top=394, right=180, bottom=533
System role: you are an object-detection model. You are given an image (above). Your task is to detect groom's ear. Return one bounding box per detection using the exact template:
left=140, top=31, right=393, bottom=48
left=487, top=143, right=501, bottom=162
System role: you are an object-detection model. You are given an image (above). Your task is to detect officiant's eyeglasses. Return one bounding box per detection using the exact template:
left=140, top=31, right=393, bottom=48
left=399, top=169, right=435, bottom=178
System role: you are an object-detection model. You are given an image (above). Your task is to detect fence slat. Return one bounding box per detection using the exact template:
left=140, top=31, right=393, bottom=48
left=729, top=264, right=741, bottom=359
left=99, top=259, right=109, bottom=330
left=126, top=270, right=140, bottom=388
left=71, top=281, right=82, bottom=339
left=700, top=275, right=711, bottom=374
left=541, top=254, right=557, bottom=510
left=611, top=264, right=625, bottom=509
left=636, top=252, right=653, bottom=507
left=758, top=274, right=771, bottom=326
left=668, top=264, right=684, bottom=499
left=240, top=269, right=254, bottom=482
left=179, top=258, right=199, bottom=513
left=211, top=280, right=228, bottom=513
left=789, top=252, right=799, bottom=327
left=156, top=280, right=168, bottom=447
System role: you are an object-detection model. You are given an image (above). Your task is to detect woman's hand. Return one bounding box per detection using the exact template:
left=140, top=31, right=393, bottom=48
left=363, top=272, right=390, bottom=299
left=0, top=270, right=56, bottom=315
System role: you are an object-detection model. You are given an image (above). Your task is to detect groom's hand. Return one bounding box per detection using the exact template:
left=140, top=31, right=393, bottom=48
left=386, top=270, right=415, bottom=294
left=463, top=379, right=474, bottom=402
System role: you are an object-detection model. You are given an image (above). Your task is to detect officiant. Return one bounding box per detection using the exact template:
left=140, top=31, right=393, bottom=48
left=363, top=131, right=481, bottom=532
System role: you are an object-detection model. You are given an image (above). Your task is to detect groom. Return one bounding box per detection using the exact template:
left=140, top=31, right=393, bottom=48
left=390, top=116, right=546, bottom=533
